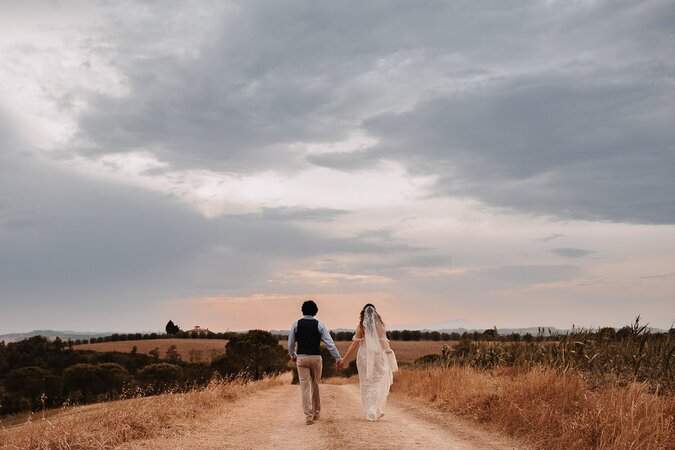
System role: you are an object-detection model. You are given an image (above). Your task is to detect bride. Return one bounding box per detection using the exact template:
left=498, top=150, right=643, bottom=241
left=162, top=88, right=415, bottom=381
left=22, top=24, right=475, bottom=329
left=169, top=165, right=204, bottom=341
left=338, top=304, right=398, bottom=421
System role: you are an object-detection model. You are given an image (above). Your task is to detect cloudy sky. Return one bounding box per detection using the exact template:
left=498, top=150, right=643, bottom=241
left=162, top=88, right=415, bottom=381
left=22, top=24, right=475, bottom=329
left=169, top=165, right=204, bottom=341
left=1, top=0, right=673, bottom=333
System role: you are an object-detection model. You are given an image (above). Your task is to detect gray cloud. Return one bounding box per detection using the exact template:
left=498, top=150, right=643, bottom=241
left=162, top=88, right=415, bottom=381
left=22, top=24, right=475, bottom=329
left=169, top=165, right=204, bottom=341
left=2, top=1, right=674, bottom=331
left=473, top=265, right=583, bottom=285
left=0, top=154, right=414, bottom=331
left=21, top=1, right=671, bottom=224
left=65, top=0, right=672, bottom=182
left=400, top=264, right=584, bottom=300
left=317, top=253, right=453, bottom=278
left=328, top=63, right=675, bottom=224
left=550, top=248, right=593, bottom=258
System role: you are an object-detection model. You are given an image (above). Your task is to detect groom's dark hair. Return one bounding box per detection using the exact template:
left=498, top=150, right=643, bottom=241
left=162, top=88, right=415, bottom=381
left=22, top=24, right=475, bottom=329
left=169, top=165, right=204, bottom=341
left=301, top=300, right=319, bottom=316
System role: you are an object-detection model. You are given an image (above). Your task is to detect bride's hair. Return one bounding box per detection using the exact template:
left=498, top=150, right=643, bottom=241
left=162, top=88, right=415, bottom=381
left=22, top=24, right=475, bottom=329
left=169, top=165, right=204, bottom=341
left=359, top=303, right=384, bottom=328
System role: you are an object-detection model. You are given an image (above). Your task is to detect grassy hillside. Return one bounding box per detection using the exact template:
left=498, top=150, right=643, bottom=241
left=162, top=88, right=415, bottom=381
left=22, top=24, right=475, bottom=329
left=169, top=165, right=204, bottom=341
left=74, top=339, right=454, bottom=364
left=75, top=339, right=229, bottom=361
left=0, top=373, right=288, bottom=449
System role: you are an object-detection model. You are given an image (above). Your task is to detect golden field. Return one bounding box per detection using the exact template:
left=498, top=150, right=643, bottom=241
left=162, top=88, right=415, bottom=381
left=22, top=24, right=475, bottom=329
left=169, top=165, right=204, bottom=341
left=393, top=366, right=674, bottom=449
left=75, top=339, right=229, bottom=361
left=2, top=352, right=671, bottom=449
left=75, top=338, right=452, bottom=363
left=0, top=374, right=288, bottom=449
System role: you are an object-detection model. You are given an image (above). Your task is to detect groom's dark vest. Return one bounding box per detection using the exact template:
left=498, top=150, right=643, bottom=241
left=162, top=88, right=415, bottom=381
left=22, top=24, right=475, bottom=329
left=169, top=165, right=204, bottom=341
left=296, top=318, right=321, bottom=356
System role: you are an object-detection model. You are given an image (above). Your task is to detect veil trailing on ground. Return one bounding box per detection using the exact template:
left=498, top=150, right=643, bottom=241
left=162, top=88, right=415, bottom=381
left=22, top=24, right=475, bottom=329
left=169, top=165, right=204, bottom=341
left=356, top=305, right=398, bottom=421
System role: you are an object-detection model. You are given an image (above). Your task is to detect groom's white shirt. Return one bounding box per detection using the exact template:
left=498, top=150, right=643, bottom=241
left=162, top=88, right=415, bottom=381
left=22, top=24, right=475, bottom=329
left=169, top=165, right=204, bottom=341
left=288, top=315, right=341, bottom=361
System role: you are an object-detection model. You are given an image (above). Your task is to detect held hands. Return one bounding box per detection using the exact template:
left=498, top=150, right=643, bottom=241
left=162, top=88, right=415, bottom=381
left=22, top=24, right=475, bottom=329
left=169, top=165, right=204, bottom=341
left=336, top=359, right=344, bottom=370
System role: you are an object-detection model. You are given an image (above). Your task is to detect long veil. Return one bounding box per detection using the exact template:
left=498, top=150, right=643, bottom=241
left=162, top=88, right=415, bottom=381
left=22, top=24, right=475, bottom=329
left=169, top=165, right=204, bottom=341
left=363, top=305, right=380, bottom=378
left=358, top=305, right=398, bottom=421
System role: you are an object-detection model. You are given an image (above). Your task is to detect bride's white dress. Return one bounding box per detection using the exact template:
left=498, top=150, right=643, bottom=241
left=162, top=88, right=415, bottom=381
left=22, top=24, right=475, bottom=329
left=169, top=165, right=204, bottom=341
left=354, top=311, right=398, bottom=421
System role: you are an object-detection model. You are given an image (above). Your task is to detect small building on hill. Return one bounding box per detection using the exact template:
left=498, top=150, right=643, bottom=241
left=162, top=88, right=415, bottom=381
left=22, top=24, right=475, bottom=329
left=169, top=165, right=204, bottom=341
left=185, top=325, right=210, bottom=336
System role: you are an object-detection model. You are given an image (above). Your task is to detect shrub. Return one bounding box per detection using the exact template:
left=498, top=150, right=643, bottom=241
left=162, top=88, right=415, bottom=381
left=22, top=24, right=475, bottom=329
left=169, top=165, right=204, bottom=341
left=96, top=363, right=129, bottom=399
left=136, top=363, right=182, bottom=394
left=4, top=366, right=52, bottom=410
left=165, top=345, right=182, bottom=363
left=63, top=364, right=100, bottom=403
left=213, top=330, right=288, bottom=380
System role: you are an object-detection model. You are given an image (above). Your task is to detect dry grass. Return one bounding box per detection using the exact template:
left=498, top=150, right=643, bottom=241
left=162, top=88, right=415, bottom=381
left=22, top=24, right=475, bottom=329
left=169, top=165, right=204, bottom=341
left=74, top=339, right=229, bottom=361
left=445, top=324, right=674, bottom=392
left=75, top=339, right=452, bottom=364
left=0, top=373, right=289, bottom=450
left=333, top=340, right=454, bottom=364
left=393, top=366, right=674, bottom=450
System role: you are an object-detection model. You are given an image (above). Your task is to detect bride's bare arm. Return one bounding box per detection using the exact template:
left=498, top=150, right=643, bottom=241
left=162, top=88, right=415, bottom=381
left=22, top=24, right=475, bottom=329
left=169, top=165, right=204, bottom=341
left=340, top=325, right=363, bottom=364
left=378, top=324, right=393, bottom=353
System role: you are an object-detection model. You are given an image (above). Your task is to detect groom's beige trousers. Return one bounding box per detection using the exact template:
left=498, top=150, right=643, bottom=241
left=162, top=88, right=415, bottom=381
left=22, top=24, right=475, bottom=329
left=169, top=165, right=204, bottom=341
left=296, top=355, right=322, bottom=421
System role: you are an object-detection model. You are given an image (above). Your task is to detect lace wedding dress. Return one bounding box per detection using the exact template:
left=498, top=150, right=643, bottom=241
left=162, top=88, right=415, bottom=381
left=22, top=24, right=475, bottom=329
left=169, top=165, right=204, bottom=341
left=355, top=306, right=399, bottom=421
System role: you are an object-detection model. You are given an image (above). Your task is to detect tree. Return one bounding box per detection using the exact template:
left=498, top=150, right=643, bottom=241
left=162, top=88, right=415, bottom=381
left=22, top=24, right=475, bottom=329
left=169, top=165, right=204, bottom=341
left=616, top=326, right=633, bottom=340
left=182, top=362, right=213, bottom=387
left=137, top=363, right=182, bottom=394
left=165, top=345, right=182, bottom=362
left=4, top=366, right=52, bottom=410
left=63, top=363, right=100, bottom=403
left=96, top=363, right=129, bottom=399
left=482, top=329, right=497, bottom=341
left=149, top=347, right=160, bottom=360
left=598, top=327, right=616, bottom=340
left=188, top=349, right=203, bottom=362
left=212, top=330, right=288, bottom=380
left=43, top=374, right=64, bottom=408
left=165, top=320, right=180, bottom=335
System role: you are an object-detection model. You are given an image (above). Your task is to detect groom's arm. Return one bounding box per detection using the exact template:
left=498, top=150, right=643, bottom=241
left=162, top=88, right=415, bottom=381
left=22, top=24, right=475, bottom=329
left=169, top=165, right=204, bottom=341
left=288, top=321, right=298, bottom=359
left=318, top=322, right=341, bottom=361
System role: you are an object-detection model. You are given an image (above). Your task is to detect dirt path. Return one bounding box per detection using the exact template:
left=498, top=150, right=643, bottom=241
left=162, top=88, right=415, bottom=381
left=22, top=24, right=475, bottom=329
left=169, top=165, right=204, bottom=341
left=120, top=383, right=524, bottom=449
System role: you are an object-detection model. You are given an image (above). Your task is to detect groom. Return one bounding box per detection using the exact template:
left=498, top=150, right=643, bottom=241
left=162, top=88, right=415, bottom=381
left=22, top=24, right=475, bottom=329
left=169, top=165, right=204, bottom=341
left=288, top=300, right=341, bottom=425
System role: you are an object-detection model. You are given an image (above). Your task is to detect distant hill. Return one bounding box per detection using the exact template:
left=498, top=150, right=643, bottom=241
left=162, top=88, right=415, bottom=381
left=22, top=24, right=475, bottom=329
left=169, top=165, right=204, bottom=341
left=0, top=330, right=116, bottom=343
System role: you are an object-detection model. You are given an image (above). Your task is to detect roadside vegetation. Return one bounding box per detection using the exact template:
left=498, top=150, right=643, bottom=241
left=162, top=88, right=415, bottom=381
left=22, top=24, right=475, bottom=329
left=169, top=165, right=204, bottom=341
left=0, top=373, right=287, bottom=450
left=2, top=317, right=672, bottom=449
left=0, top=331, right=290, bottom=417
left=396, top=317, right=674, bottom=449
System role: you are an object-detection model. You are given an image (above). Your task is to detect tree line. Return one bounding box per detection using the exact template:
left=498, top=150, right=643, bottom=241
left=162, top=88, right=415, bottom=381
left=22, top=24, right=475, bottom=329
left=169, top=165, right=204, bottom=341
left=0, top=331, right=291, bottom=416
left=73, top=327, right=665, bottom=346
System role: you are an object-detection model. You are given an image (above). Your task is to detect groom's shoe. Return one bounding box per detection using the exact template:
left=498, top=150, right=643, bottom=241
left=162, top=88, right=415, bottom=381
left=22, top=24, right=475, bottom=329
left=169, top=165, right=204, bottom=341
left=313, top=414, right=320, bottom=421
left=305, top=418, right=315, bottom=425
